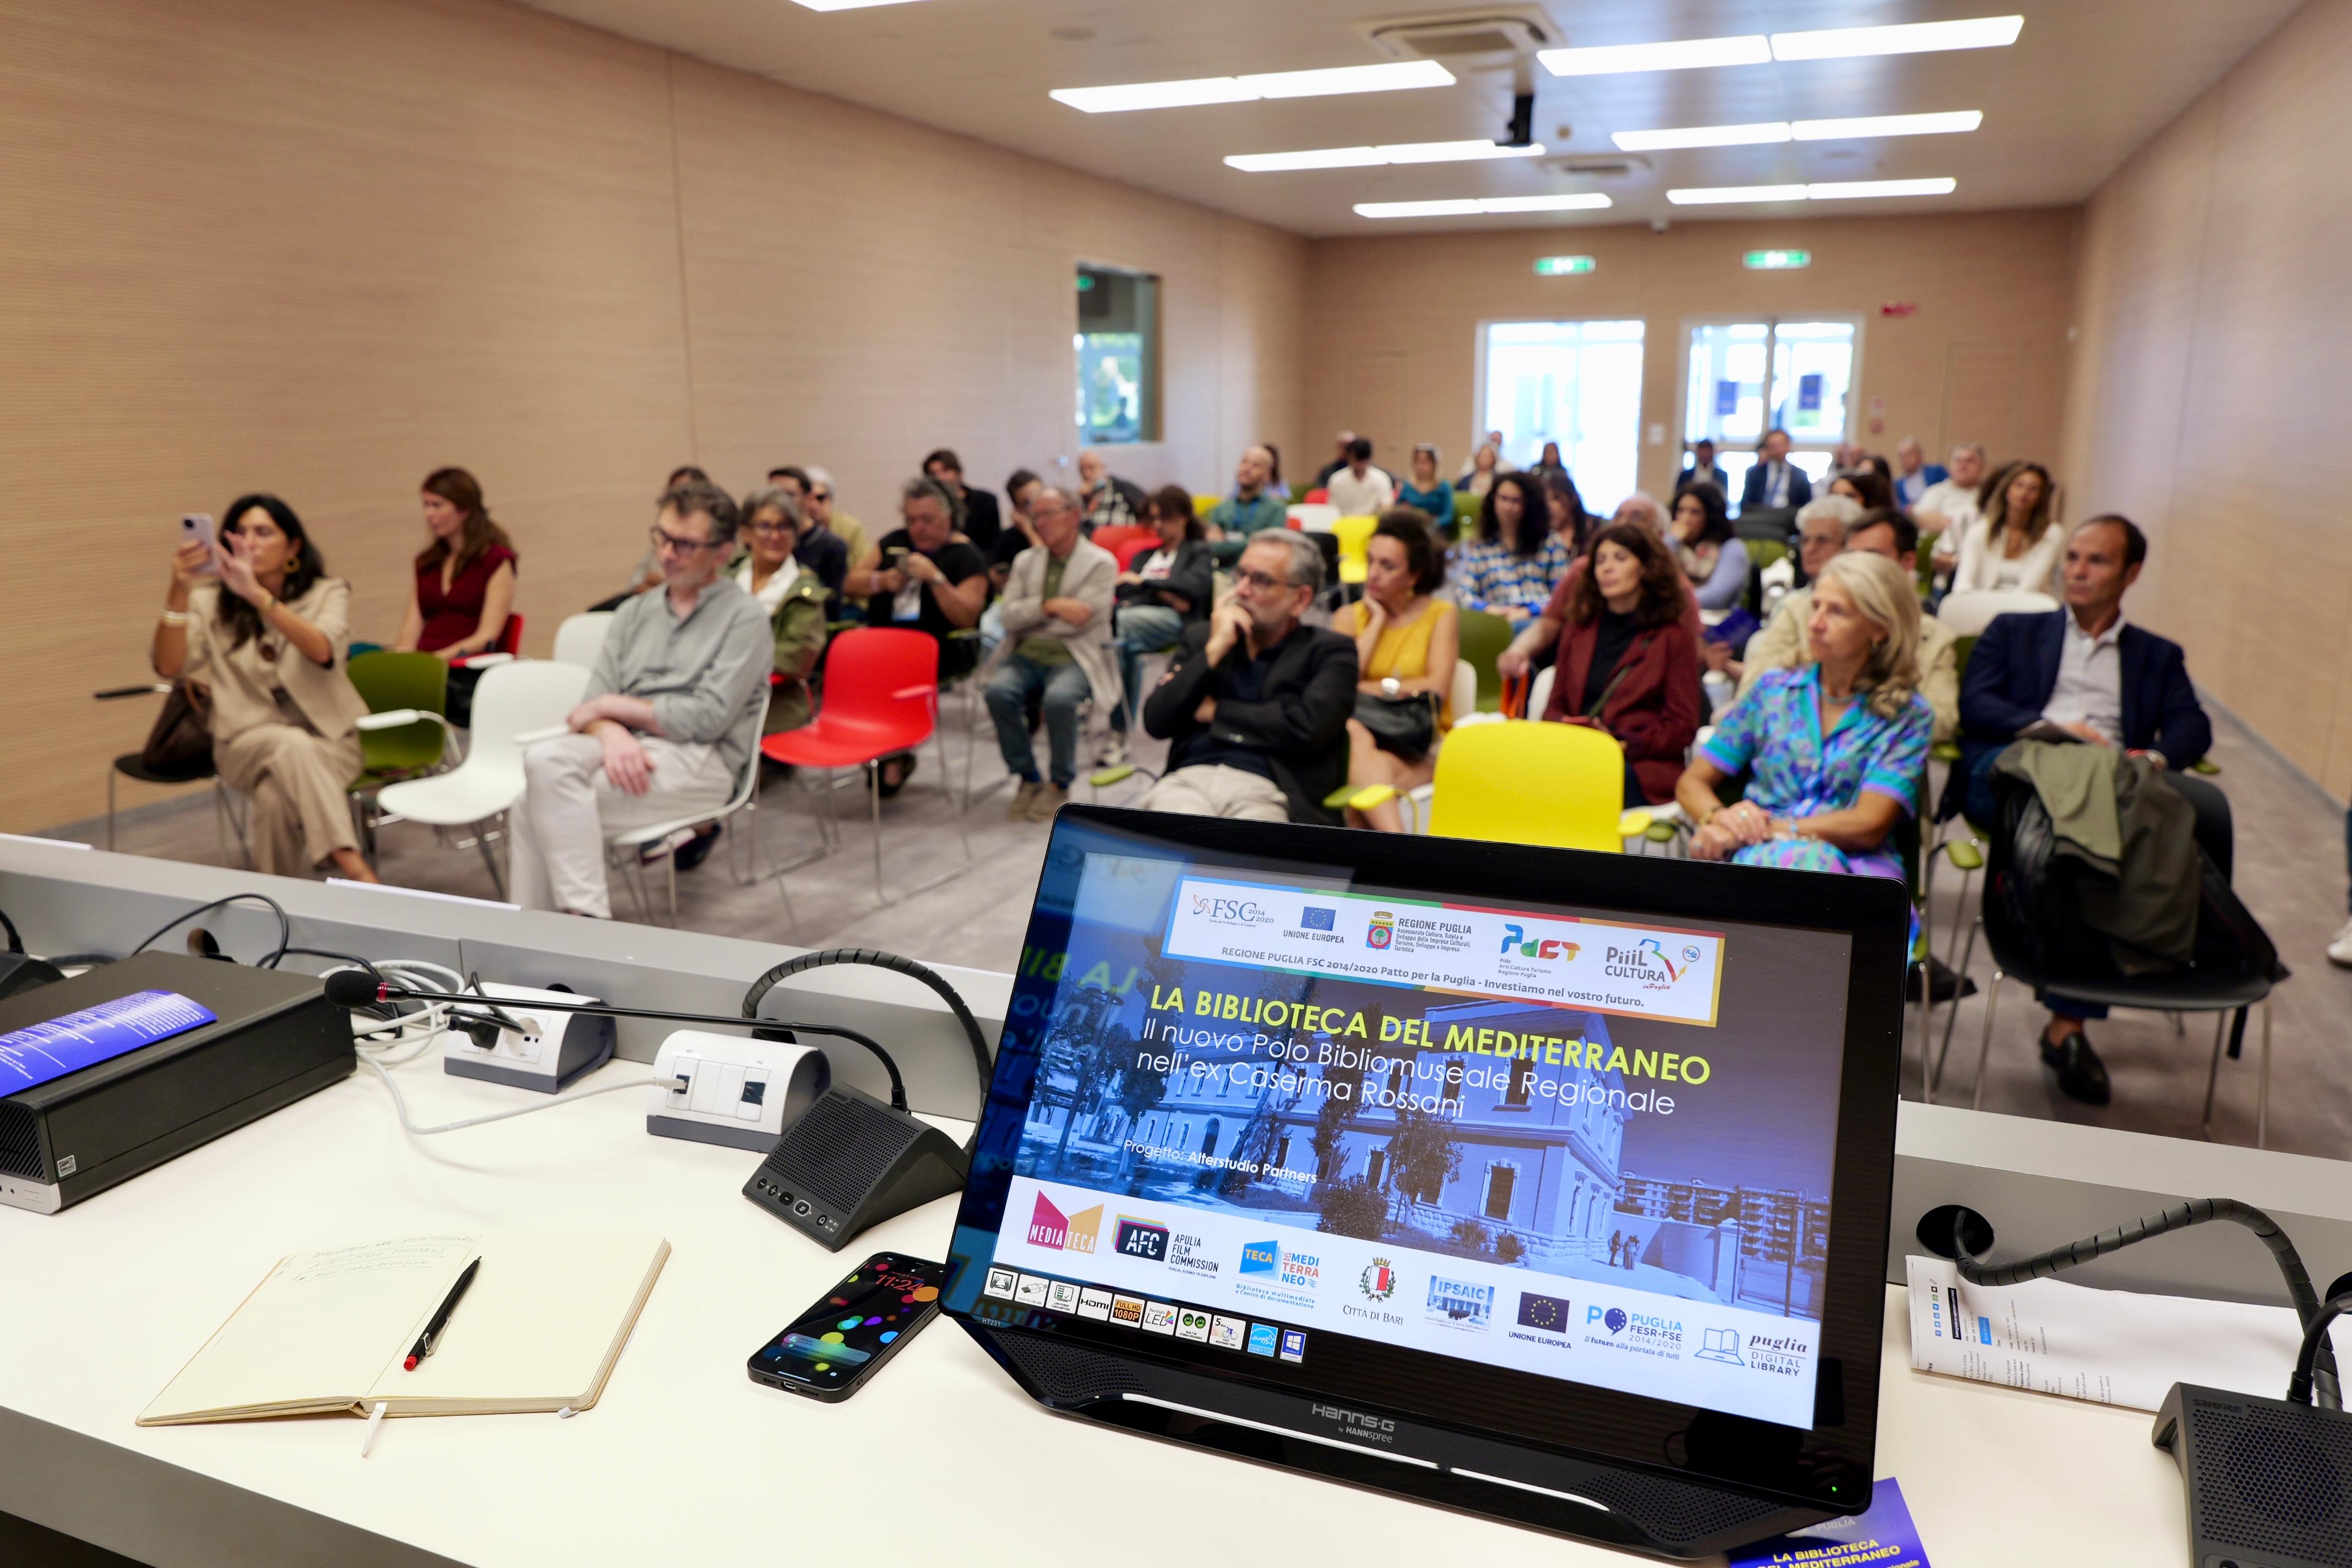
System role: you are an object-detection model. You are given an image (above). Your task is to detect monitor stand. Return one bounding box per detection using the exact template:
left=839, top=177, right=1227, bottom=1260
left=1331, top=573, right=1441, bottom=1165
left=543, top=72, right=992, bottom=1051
left=961, top=1321, right=1842, bottom=1560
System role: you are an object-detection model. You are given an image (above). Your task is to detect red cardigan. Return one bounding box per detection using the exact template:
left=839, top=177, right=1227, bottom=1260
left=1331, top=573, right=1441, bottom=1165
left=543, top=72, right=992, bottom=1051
left=1542, top=613, right=1704, bottom=803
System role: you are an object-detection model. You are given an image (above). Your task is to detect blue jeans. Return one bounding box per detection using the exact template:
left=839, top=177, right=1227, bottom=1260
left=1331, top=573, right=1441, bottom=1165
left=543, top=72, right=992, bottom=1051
left=984, top=654, right=1091, bottom=788
left=1110, top=605, right=1185, bottom=731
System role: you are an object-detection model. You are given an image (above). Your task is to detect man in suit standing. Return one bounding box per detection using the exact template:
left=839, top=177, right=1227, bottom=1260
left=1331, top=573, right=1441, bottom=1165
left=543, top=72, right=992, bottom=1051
left=1678, top=439, right=1728, bottom=498
left=1739, top=428, right=1812, bottom=514
left=1958, top=514, right=2217, bottom=1103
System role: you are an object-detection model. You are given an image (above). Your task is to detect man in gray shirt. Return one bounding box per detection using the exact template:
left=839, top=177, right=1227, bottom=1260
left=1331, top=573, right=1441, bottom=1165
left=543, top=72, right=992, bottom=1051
left=509, top=478, right=771, bottom=917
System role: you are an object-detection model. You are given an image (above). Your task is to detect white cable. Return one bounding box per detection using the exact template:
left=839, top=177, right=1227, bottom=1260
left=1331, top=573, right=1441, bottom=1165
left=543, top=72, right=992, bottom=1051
left=379, top=958, right=467, bottom=993
left=358, top=1053, right=675, bottom=1138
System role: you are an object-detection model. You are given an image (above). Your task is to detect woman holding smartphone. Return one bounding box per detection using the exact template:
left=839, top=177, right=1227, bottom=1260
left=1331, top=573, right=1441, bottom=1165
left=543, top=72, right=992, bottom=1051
left=391, top=467, right=517, bottom=726
left=154, top=495, right=378, bottom=881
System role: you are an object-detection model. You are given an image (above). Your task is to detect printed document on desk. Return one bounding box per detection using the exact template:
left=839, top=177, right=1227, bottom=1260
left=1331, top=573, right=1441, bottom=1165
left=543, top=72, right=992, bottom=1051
left=1904, top=1254, right=2346, bottom=1413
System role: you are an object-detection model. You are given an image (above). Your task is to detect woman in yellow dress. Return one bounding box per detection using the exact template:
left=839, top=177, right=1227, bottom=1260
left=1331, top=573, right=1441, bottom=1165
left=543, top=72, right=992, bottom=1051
left=1342, top=509, right=1460, bottom=833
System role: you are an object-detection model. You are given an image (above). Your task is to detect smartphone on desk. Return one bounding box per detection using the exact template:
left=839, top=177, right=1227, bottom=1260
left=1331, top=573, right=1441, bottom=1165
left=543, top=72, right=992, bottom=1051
left=748, top=1253, right=944, bottom=1402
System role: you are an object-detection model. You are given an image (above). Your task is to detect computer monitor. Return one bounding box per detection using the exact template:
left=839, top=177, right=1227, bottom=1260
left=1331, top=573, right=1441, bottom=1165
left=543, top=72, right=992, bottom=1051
left=944, top=806, right=1908, bottom=1559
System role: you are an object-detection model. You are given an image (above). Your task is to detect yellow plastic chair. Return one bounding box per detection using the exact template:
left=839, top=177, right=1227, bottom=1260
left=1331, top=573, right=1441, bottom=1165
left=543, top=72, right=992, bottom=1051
left=1192, top=493, right=1219, bottom=518
left=1424, top=720, right=1643, bottom=852
left=1331, top=513, right=1378, bottom=590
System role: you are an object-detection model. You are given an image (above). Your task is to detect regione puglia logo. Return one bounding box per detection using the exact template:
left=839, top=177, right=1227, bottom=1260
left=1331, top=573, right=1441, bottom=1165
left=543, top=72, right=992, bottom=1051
left=1366, top=911, right=1396, bottom=950
left=1500, top=923, right=1580, bottom=962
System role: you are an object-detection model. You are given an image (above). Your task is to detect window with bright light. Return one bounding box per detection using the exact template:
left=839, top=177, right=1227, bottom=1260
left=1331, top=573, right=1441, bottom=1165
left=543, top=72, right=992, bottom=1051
left=1682, top=317, right=1861, bottom=509
left=1477, top=318, right=1647, bottom=515
left=1075, top=265, right=1159, bottom=445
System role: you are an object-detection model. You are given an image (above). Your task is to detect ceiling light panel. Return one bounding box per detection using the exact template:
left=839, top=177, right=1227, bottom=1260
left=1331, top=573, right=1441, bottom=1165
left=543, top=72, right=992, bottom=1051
left=1611, top=121, right=1792, bottom=152
left=790, top=0, right=927, bottom=10
left=1226, top=140, right=1544, bottom=173
left=1770, top=15, right=2023, bottom=60
left=1355, top=194, right=1611, bottom=219
left=1054, top=59, right=1451, bottom=113
left=1539, top=36, right=1771, bottom=76
left=1791, top=111, right=1983, bottom=140
left=1665, top=178, right=1957, bottom=205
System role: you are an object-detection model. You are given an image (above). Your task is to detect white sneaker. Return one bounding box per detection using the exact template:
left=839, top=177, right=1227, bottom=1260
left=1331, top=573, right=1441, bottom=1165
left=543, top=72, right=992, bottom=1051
left=2329, top=916, right=2352, bottom=968
left=1096, top=732, right=1131, bottom=767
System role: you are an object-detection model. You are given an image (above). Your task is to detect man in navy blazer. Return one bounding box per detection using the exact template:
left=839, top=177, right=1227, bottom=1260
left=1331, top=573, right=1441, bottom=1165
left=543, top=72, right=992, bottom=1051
left=1738, top=428, right=1812, bottom=513
left=1678, top=438, right=1729, bottom=499
left=1957, top=513, right=2217, bottom=1103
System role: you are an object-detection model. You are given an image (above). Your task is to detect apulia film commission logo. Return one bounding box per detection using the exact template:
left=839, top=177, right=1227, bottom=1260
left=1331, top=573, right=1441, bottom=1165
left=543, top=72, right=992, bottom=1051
left=1359, top=1257, right=1397, bottom=1302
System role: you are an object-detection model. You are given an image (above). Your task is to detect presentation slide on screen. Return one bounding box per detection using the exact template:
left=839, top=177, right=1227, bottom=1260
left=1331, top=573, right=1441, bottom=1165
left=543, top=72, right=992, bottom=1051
left=992, top=853, right=1854, bottom=1430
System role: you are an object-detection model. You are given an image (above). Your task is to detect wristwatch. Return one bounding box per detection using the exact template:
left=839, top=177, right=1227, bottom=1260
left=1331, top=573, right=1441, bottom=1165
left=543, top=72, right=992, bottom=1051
left=1380, top=677, right=1401, bottom=698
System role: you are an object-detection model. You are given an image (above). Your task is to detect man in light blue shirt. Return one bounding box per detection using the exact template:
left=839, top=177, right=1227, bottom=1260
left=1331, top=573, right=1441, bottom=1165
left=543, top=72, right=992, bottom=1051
left=1207, top=444, right=1289, bottom=565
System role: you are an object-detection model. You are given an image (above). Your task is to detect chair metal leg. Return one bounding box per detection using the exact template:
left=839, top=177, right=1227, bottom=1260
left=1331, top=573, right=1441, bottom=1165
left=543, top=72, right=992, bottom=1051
left=1969, top=970, right=2003, bottom=1111
left=474, top=817, right=509, bottom=900
left=665, top=853, right=678, bottom=924
left=2199, top=1011, right=2228, bottom=1138
left=107, top=767, right=119, bottom=853
left=935, top=725, right=973, bottom=866
left=869, top=762, right=887, bottom=891
left=2257, top=998, right=2271, bottom=1150
left=1935, top=915, right=1981, bottom=1082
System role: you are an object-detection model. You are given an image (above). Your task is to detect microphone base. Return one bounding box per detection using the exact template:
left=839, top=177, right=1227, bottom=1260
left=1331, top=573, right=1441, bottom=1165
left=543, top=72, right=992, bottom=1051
left=744, top=1085, right=969, bottom=1252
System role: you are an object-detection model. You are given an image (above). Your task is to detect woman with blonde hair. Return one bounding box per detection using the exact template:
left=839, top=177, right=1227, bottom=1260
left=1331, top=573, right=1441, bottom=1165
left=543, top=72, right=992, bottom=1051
left=1950, top=460, right=2061, bottom=593
left=1675, top=551, right=1931, bottom=881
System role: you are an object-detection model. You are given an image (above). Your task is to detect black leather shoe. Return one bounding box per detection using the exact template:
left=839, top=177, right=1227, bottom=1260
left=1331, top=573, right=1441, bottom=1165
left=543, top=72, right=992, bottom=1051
left=672, top=824, right=722, bottom=873
left=2040, top=1027, right=2111, bottom=1105
left=1908, top=955, right=1978, bottom=1004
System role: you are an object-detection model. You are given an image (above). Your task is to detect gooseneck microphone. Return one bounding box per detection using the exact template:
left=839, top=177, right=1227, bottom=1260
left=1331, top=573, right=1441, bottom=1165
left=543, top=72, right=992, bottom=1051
left=321, top=971, right=910, bottom=1110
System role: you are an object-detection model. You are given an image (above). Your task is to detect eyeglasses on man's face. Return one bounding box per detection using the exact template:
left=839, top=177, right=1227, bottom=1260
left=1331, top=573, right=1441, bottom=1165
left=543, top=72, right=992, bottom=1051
left=650, top=525, right=722, bottom=554
left=1233, top=567, right=1297, bottom=594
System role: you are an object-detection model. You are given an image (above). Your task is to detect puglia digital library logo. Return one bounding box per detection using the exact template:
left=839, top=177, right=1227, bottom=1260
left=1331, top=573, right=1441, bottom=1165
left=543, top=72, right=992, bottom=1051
left=1027, top=1193, right=1102, bottom=1255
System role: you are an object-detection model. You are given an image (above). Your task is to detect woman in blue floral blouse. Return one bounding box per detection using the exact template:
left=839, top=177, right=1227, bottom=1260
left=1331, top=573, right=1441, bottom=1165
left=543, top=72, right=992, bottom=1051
left=1450, top=471, right=1569, bottom=628
left=1675, top=551, right=1930, bottom=881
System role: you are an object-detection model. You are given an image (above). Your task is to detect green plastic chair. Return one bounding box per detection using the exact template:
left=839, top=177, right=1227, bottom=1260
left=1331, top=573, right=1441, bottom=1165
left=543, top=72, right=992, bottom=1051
left=345, top=651, right=453, bottom=864
left=1451, top=490, right=1483, bottom=539
left=1456, top=609, right=1516, bottom=714
left=1747, top=538, right=1787, bottom=574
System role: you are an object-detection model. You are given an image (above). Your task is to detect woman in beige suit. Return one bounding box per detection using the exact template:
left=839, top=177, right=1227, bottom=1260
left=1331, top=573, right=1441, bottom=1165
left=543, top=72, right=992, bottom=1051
left=154, top=494, right=377, bottom=880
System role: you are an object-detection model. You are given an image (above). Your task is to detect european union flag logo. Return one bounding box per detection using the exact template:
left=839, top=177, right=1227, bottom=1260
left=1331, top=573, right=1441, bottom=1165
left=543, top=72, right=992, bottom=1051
left=1517, top=1292, right=1570, bottom=1332
left=1300, top=907, right=1336, bottom=931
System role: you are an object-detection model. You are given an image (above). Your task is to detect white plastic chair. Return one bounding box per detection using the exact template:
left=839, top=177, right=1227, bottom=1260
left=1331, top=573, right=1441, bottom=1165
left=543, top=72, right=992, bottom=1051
left=553, top=611, right=616, bottom=671
left=1935, top=589, right=2058, bottom=639
left=606, top=689, right=771, bottom=926
left=1286, top=504, right=1340, bottom=533
left=372, top=660, right=590, bottom=897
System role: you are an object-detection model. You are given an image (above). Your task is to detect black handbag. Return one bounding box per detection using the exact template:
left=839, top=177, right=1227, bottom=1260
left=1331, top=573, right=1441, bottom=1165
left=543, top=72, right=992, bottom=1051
left=139, top=681, right=215, bottom=779
left=1352, top=690, right=1438, bottom=760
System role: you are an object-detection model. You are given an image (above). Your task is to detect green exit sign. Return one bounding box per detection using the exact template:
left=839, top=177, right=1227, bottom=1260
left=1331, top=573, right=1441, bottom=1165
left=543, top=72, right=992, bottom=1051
left=1744, top=249, right=1811, bottom=270
left=1534, top=255, right=1597, bottom=276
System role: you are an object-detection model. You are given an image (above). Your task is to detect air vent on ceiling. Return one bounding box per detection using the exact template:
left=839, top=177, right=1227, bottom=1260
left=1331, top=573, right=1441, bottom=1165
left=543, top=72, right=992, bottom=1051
left=1359, top=8, right=1560, bottom=68
left=1542, top=154, right=1651, bottom=181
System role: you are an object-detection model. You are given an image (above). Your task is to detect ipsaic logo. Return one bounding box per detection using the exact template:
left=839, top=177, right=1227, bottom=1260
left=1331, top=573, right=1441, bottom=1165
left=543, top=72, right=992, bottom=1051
left=1426, top=1276, right=1494, bottom=1331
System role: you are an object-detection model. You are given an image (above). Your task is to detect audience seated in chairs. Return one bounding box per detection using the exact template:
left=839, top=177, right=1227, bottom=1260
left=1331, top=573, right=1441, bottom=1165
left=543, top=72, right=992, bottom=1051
left=1205, top=444, right=1287, bottom=565
left=1894, top=437, right=1948, bottom=513
left=731, top=488, right=829, bottom=735
left=598, top=465, right=710, bottom=608
left=983, top=486, right=1120, bottom=822
left=1396, top=444, right=1454, bottom=527
left=1311, top=430, right=1356, bottom=492
left=1077, top=449, right=1146, bottom=533
left=1667, top=483, right=1745, bottom=612
left=1678, top=439, right=1729, bottom=500
left=1740, top=428, right=1812, bottom=512
left=1540, top=521, right=1704, bottom=808
left=1141, top=532, right=1358, bottom=824
left=392, top=466, right=516, bottom=728
left=1456, top=439, right=1504, bottom=497
left=153, top=494, right=378, bottom=882
left=1741, top=508, right=1960, bottom=744
left=767, top=465, right=848, bottom=614
left=1104, top=485, right=1215, bottom=764
left=810, top=466, right=878, bottom=611
left=1341, top=510, right=1459, bottom=834
left=1323, top=437, right=1396, bottom=518
left=1540, top=467, right=1595, bottom=560
left=1828, top=466, right=1894, bottom=514
left=507, top=479, right=770, bottom=918
left=981, top=469, right=1045, bottom=655
left=866, top=476, right=989, bottom=793
left=923, top=448, right=1001, bottom=555
left=1950, top=461, right=2062, bottom=595
left=1611, top=491, right=1667, bottom=537
left=1676, top=552, right=1932, bottom=888
left=1956, top=514, right=2218, bottom=1103
left=1452, top=472, right=1569, bottom=627
left=1923, top=445, right=1990, bottom=576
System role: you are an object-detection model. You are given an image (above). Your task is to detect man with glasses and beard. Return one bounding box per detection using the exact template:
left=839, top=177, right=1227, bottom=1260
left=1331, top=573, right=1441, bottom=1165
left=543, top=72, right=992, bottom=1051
left=508, top=478, right=771, bottom=917
left=1140, top=531, right=1358, bottom=824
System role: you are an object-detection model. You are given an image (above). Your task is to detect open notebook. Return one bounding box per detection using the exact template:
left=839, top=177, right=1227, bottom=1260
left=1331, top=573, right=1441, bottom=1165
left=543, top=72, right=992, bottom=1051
left=139, top=1233, right=669, bottom=1425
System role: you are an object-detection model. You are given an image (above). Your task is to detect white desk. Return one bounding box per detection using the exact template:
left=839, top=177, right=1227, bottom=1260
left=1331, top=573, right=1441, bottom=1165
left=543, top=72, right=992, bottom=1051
left=0, top=1049, right=2195, bottom=1568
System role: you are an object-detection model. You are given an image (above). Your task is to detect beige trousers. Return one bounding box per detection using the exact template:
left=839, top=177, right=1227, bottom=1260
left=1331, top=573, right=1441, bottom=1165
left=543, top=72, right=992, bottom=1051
left=212, top=724, right=363, bottom=876
left=507, top=732, right=736, bottom=918
left=1140, top=763, right=1289, bottom=823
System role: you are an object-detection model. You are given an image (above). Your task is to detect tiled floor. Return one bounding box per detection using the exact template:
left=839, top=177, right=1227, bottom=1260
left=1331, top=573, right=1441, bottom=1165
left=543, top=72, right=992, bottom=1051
left=56, top=696, right=2352, bottom=1161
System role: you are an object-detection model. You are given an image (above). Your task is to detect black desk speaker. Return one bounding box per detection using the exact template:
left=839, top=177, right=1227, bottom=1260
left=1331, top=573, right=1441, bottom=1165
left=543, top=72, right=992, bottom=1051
left=2153, top=1382, right=2352, bottom=1567
left=742, top=1085, right=967, bottom=1251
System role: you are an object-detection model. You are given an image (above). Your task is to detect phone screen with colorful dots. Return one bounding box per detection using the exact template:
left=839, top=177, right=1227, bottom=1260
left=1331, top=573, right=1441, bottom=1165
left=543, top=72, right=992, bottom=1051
left=748, top=1254, right=945, bottom=1402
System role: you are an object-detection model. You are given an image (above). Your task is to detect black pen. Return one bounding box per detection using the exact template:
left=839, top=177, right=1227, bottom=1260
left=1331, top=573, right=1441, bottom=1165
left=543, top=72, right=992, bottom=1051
left=403, top=1259, right=481, bottom=1370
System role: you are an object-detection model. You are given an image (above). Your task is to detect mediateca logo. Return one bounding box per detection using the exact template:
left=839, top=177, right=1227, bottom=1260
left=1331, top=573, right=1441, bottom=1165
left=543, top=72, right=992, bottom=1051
left=1026, top=1193, right=1102, bottom=1254
left=1499, top=923, right=1580, bottom=962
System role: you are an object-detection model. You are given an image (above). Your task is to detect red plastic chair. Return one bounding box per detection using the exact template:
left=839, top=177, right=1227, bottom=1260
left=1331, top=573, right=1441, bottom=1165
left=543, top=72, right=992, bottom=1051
left=451, top=614, right=524, bottom=668
left=1304, top=487, right=1330, bottom=504
left=1090, top=524, right=1156, bottom=560
left=1114, top=534, right=1163, bottom=570
left=760, top=628, right=971, bottom=903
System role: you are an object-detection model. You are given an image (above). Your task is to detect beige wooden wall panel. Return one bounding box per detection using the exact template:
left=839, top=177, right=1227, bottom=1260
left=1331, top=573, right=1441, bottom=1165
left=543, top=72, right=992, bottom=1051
left=0, top=0, right=1306, bottom=834
left=2058, top=0, right=2352, bottom=794
left=1302, top=211, right=2079, bottom=508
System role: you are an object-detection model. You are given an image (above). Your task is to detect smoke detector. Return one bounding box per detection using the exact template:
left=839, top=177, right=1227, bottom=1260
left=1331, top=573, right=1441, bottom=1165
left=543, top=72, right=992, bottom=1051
left=1358, top=8, right=1561, bottom=69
